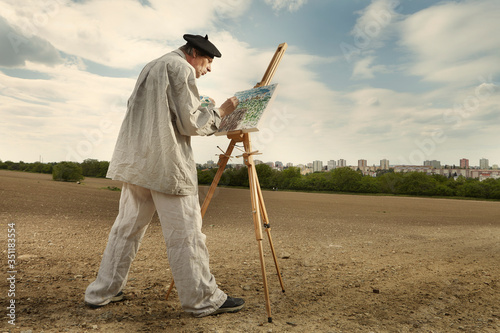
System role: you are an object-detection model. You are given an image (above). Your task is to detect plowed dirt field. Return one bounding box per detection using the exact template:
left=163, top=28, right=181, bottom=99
left=1, top=169, right=499, bottom=332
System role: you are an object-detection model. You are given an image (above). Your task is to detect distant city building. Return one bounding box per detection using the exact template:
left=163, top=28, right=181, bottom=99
left=202, top=154, right=498, bottom=179
left=394, top=165, right=432, bottom=173
left=327, top=160, right=336, bottom=170
left=358, top=159, right=367, bottom=171
left=380, top=159, right=389, bottom=170
left=313, top=160, right=323, bottom=172
left=460, top=158, right=469, bottom=169
left=480, top=158, right=489, bottom=169
left=424, top=160, right=441, bottom=169
left=470, top=169, right=500, bottom=180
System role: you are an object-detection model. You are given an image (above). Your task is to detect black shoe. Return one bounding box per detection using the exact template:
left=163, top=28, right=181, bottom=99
left=85, top=291, right=124, bottom=309
left=212, top=296, right=245, bottom=315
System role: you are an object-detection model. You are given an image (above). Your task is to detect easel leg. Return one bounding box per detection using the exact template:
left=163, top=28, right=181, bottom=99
left=243, top=134, right=273, bottom=323
left=201, top=139, right=236, bottom=218
left=255, top=176, right=286, bottom=293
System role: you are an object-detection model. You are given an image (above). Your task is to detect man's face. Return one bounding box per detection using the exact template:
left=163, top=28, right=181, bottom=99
left=191, top=51, right=213, bottom=78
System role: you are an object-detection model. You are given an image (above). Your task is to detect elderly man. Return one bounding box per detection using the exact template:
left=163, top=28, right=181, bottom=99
left=85, top=34, right=244, bottom=317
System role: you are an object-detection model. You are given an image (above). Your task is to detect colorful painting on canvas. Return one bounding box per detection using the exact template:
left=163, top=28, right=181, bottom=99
left=216, top=84, right=279, bottom=135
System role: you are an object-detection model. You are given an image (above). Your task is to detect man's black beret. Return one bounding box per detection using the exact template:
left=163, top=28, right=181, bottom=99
left=183, top=34, right=222, bottom=58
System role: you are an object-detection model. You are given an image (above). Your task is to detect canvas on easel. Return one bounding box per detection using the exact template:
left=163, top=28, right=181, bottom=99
left=215, top=84, right=279, bottom=135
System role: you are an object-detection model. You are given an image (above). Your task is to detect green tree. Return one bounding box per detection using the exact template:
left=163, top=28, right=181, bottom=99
left=329, top=167, right=362, bottom=192
left=197, top=168, right=217, bottom=185
left=302, top=172, right=329, bottom=191
left=477, top=178, right=500, bottom=199
left=229, top=166, right=249, bottom=187
left=377, top=171, right=403, bottom=194
left=255, top=164, right=276, bottom=189
left=486, top=178, right=500, bottom=199
left=359, top=176, right=379, bottom=193
left=276, top=167, right=301, bottom=189
left=28, top=162, right=45, bottom=173
left=398, top=172, right=437, bottom=196
left=52, top=162, right=84, bottom=182
left=81, top=159, right=109, bottom=178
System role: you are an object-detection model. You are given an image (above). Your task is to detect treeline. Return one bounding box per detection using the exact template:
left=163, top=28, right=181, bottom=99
left=0, top=159, right=109, bottom=180
left=3, top=159, right=499, bottom=199
left=198, top=165, right=500, bottom=200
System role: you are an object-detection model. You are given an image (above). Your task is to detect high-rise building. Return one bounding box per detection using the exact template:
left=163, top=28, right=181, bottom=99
left=275, top=161, right=283, bottom=170
left=313, top=160, right=323, bottom=172
left=358, top=159, right=367, bottom=171
left=380, top=159, right=389, bottom=170
left=337, top=159, right=346, bottom=168
left=460, top=158, right=469, bottom=169
left=480, top=158, right=489, bottom=169
left=424, top=160, right=441, bottom=169
left=327, top=160, right=336, bottom=170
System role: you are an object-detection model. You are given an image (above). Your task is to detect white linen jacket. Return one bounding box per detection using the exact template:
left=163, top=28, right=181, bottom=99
left=106, top=49, right=221, bottom=195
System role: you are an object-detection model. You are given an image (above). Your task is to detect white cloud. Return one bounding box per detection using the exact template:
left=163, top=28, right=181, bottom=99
left=351, top=0, right=400, bottom=51
left=0, top=0, right=336, bottom=164
left=1, top=1, right=499, bottom=167
left=0, top=61, right=134, bottom=162
left=264, top=0, right=308, bottom=12
left=1, top=0, right=251, bottom=69
left=351, top=55, right=387, bottom=79
left=0, top=16, right=62, bottom=67
left=399, top=0, right=500, bottom=83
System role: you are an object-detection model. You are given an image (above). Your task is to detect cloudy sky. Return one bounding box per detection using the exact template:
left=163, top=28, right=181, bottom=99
left=1, top=0, right=499, bottom=168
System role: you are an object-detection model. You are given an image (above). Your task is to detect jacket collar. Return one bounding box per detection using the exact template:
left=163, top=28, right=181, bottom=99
left=173, top=48, right=186, bottom=60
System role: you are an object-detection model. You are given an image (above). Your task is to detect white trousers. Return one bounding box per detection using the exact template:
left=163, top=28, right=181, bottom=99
left=85, top=182, right=227, bottom=317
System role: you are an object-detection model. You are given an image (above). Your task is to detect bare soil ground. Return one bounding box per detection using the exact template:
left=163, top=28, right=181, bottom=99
left=1, top=169, right=499, bottom=333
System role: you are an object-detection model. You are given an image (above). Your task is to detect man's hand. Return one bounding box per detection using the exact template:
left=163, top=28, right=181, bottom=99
left=218, top=97, right=239, bottom=117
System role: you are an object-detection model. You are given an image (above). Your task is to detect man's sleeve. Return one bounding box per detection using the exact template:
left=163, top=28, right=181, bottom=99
left=170, top=69, right=222, bottom=136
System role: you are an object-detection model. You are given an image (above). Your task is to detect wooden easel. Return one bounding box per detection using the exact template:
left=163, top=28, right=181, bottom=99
left=166, top=43, right=288, bottom=323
